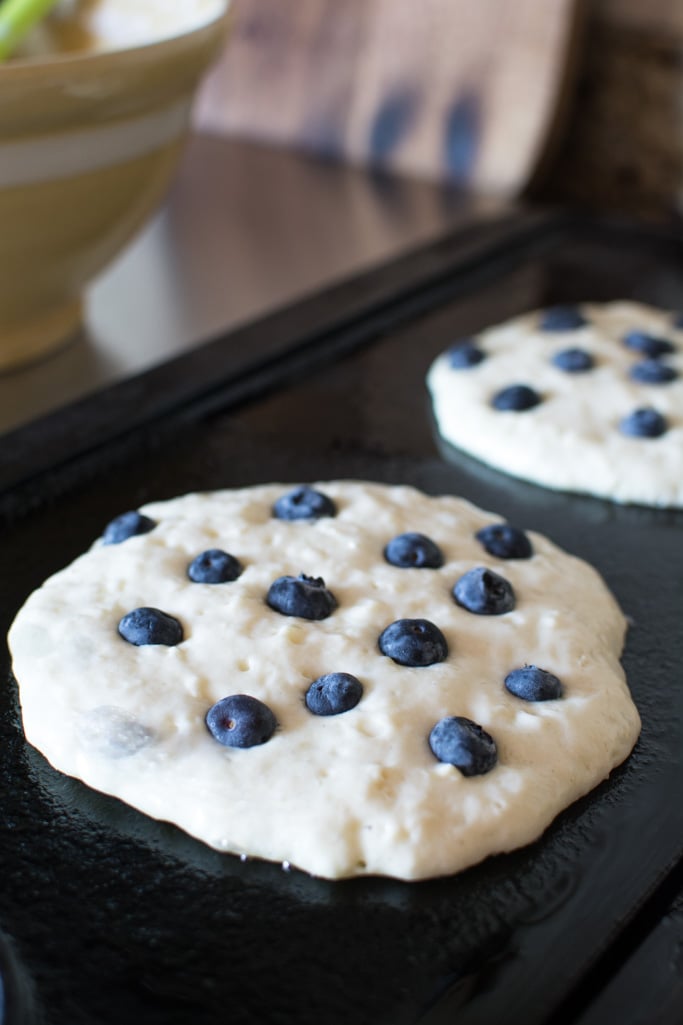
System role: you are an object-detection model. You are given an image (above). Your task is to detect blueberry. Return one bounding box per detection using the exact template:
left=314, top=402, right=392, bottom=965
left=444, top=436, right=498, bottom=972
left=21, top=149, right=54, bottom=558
left=118, top=607, right=183, bottom=646
left=504, top=665, right=563, bottom=701
left=453, top=567, right=515, bottom=615
left=384, top=532, right=444, bottom=569
left=305, top=673, right=363, bottom=715
left=629, top=360, right=678, bottom=385
left=187, top=549, right=243, bottom=584
left=476, top=524, right=533, bottom=560
left=266, top=574, right=337, bottom=619
left=206, top=694, right=277, bottom=748
left=428, top=716, right=498, bottom=776
left=272, top=486, right=336, bottom=521
left=551, top=347, right=594, bottom=373
left=448, top=340, right=486, bottom=368
left=539, top=306, right=587, bottom=332
left=622, top=331, right=675, bottom=358
left=378, top=618, right=448, bottom=667
left=102, top=510, right=156, bottom=545
left=619, top=407, right=668, bottom=438
left=491, top=384, right=542, bottom=412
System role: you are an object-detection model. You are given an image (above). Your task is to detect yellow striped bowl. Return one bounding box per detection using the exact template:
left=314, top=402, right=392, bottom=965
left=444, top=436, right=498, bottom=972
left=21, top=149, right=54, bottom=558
left=0, top=2, right=230, bottom=371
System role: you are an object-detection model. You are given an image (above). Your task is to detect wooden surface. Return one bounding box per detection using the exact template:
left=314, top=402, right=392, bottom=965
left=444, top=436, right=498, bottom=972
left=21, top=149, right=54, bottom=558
left=596, top=0, right=683, bottom=36
left=0, top=134, right=508, bottom=437
left=533, top=0, right=683, bottom=218
left=195, top=0, right=582, bottom=197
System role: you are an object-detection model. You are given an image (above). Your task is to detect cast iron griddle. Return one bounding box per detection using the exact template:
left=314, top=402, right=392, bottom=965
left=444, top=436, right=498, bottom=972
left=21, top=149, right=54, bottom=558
left=1, top=215, right=682, bottom=1025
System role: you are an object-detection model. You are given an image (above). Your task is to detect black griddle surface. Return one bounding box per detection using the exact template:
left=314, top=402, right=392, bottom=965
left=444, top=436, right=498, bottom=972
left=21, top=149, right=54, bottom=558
left=1, top=215, right=682, bottom=1025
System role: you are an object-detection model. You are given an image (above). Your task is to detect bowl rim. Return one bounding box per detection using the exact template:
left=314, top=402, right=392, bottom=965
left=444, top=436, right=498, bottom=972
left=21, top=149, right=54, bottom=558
left=0, top=0, right=231, bottom=75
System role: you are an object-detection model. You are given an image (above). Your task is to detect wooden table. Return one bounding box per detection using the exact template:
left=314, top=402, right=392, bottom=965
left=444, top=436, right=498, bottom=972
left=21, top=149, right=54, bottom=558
left=0, top=133, right=506, bottom=437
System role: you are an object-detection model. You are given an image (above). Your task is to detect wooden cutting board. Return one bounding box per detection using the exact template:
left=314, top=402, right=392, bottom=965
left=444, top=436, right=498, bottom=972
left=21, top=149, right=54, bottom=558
left=195, top=0, right=583, bottom=196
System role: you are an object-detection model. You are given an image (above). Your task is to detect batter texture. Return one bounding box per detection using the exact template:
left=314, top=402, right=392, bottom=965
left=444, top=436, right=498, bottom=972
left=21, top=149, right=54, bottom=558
left=8, top=482, right=641, bottom=880
left=427, top=301, right=683, bottom=506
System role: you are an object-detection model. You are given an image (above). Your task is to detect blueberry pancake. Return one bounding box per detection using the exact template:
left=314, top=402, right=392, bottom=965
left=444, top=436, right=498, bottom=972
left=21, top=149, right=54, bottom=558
left=427, top=301, right=683, bottom=507
left=8, top=482, right=640, bottom=880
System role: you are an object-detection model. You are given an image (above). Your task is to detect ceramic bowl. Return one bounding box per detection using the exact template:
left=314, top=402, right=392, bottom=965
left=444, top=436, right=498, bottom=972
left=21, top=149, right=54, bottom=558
left=0, top=1, right=230, bottom=371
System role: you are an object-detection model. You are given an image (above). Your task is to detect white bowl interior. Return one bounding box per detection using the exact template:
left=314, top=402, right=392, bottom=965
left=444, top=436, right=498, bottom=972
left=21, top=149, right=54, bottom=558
left=15, top=0, right=229, bottom=60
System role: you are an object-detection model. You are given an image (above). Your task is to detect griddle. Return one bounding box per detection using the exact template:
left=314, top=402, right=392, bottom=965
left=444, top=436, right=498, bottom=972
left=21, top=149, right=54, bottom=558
left=1, top=212, right=682, bottom=1025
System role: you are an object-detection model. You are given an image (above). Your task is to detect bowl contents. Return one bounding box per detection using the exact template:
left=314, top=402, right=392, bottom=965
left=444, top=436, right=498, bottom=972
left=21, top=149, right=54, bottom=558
left=0, top=0, right=63, bottom=61
left=6, top=0, right=226, bottom=59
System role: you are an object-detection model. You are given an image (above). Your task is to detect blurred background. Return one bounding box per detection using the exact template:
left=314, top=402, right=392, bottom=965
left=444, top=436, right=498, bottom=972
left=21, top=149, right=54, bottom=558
left=2, top=0, right=683, bottom=436
left=194, top=0, right=683, bottom=221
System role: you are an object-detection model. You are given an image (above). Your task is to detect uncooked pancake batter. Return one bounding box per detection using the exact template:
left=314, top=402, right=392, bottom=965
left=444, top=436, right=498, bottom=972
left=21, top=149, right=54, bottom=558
left=9, top=482, right=640, bottom=880
left=427, top=301, right=683, bottom=507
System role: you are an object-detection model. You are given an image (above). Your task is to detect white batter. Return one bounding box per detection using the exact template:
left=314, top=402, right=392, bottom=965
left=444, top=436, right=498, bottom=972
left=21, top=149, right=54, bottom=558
left=427, top=301, right=683, bottom=507
left=8, top=482, right=640, bottom=880
left=15, top=0, right=227, bottom=59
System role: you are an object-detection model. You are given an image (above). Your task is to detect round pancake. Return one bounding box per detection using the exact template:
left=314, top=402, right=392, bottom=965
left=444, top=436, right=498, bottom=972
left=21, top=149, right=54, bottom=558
left=427, top=301, right=683, bottom=507
left=8, top=481, right=640, bottom=880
